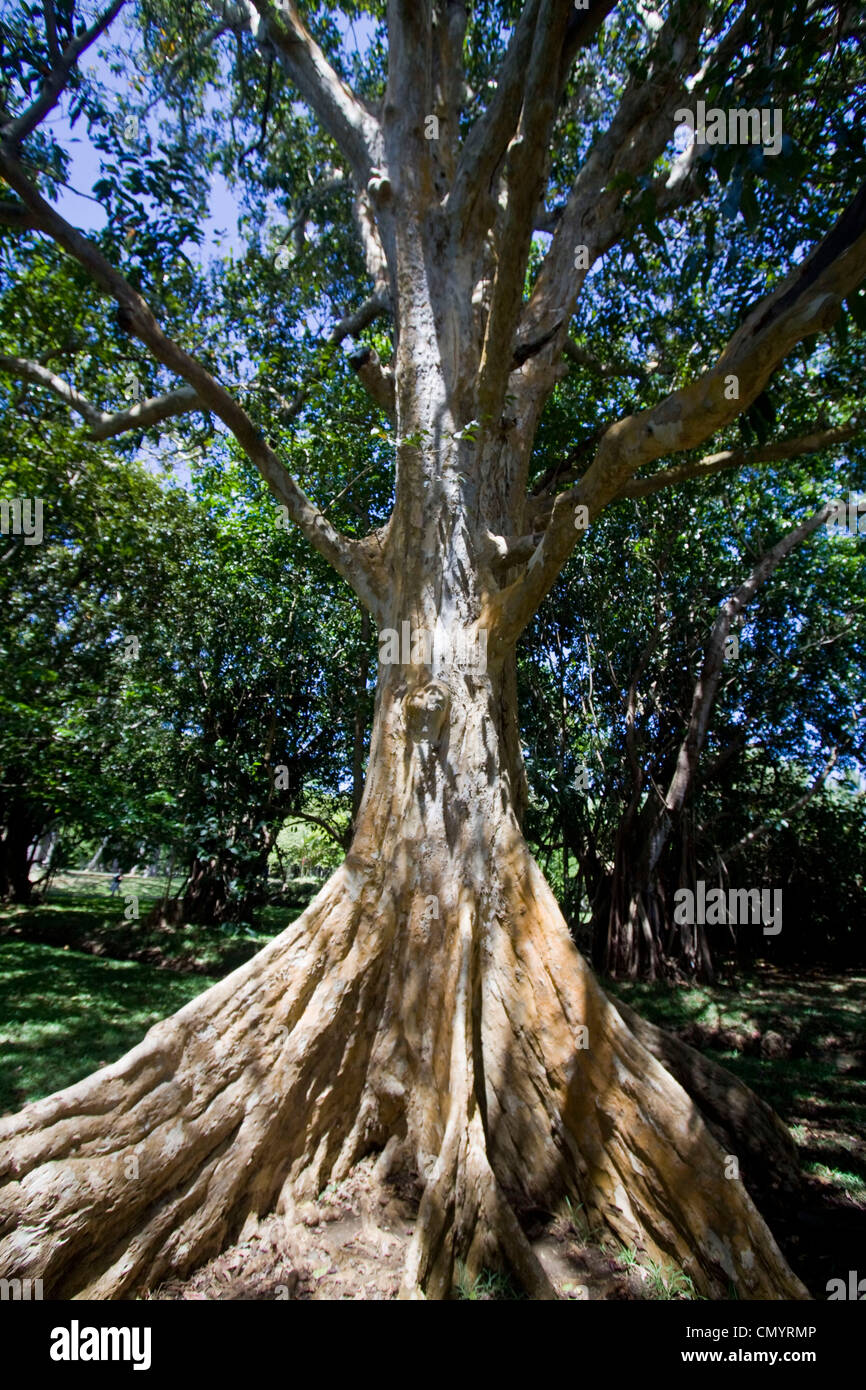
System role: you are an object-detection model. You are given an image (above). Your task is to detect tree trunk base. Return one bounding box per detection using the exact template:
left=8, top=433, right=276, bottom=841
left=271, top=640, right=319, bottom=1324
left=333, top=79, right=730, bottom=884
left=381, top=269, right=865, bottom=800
left=0, top=843, right=809, bottom=1300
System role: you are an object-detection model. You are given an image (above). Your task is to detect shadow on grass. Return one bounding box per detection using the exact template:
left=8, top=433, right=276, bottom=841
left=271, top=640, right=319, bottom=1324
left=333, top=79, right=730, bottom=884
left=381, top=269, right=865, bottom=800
left=606, top=966, right=866, bottom=1299
left=0, top=875, right=319, bottom=976
left=0, top=940, right=217, bottom=1115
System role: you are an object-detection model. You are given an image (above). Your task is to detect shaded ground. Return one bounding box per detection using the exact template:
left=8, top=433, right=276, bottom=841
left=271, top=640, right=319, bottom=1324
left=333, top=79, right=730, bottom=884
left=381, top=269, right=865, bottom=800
left=608, top=968, right=866, bottom=1301
left=143, top=1156, right=695, bottom=1302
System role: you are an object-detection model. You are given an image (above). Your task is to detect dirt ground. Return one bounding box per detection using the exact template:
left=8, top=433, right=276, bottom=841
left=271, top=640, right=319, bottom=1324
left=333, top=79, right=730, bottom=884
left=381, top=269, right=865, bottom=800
left=144, top=1155, right=680, bottom=1302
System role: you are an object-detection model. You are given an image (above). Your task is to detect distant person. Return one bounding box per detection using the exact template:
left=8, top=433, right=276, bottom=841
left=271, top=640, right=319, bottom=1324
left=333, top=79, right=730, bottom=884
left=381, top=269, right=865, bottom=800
left=109, top=871, right=123, bottom=896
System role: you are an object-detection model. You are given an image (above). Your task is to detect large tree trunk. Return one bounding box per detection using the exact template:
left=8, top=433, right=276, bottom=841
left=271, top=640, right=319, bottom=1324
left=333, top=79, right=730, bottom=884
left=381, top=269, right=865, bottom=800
left=0, top=634, right=807, bottom=1299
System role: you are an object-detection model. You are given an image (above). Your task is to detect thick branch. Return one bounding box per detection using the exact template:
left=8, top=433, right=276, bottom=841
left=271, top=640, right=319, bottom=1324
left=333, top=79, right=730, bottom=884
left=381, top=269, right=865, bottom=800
left=0, top=200, right=48, bottom=232
left=476, top=0, right=573, bottom=421
left=431, top=0, right=468, bottom=177
left=481, top=527, right=545, bottom=573
left=447, top=0, right=541, bottom=239
left=527, top=418, right=863, bottom=526
left=514, top=0, right=713, bottom=359
left=449, top=0, right=615, bottom=242
left=493, top=184, right=866, bottom=646
left=353, top=188, right=390, bottom=299
left=347, top=346, right=395, bottom=422
left=0, top=353, right=104, bottom=429
left=0, top=145, right=385, bottom=617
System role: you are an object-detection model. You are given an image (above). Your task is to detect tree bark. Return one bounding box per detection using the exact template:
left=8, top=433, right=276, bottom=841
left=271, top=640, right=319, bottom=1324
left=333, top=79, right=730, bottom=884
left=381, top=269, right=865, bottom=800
left=0, top=624, right=808, bottom=1299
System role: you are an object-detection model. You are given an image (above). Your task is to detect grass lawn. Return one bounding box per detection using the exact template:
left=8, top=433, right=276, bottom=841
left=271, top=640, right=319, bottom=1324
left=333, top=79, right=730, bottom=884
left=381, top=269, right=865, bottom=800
left=0, top=940, right=218, bottom=1114
left=0, top=871, right=319, bottom=1114
left=0, top=871, right=319, bottom=973
left=608, top=966, right=866, bottom=1297
left=607, top=967, right=866, bottom=1203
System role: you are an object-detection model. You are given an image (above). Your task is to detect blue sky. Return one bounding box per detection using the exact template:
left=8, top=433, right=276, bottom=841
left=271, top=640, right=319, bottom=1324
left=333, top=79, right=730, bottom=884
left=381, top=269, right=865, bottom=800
left=41, top=5, right=378, bottom=267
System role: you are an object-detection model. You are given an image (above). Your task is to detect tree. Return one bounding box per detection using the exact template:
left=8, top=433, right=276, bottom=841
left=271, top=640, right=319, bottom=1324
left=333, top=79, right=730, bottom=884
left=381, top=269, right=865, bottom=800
left=604, top=500, right=845, bottom=980
left=1, top=0, right=865, bottom=1299
left=0, top=400, right=208, bottom=900
left=519, top=470, right=866, bottom=982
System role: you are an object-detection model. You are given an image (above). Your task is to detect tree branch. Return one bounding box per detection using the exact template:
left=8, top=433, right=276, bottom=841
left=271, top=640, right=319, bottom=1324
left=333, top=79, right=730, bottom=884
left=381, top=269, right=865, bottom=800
left=284, top=811, right=350, bottom=854
left=0, top=200, right=48, bottom=232
left=352, top=186, right=391, bottom=299
left=721, top=749, right=839, bottom=865
left=1, top=0, right=126, bottom=145
left=242, top=0, right=381, bottom=187
left=0, top=353, right=104, bottom=429
left=0, top=144, right=386, bottom=617
left=431, top=0, right=468, bottom=178
left=616, top=418, right=864, bottom=500
left=492, top=183, right=866, bottom=647
left=513, top=0, right=714, bottom=364
left=475, top=0, right=573, bottom=422
left=448, top=0, right=615, bottom=242
left=658, top=502, right=837, bottom=844
left=276, top=292, right=391, bottom=423
left=0, top=354, right=207, bottom=439
left=447, top=0, right=541, bottom=240
left=347, top=345, right=395, bottom=422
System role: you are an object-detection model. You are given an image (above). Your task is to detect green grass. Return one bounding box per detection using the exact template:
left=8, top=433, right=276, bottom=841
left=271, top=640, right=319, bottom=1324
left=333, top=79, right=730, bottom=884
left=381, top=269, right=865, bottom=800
left=642, top=1258, right=700, bottom=1301
left=454, top=1263, right=526, bottom=1300
left=0, top=872, right=319, bottom=975
left=606, top=968, right=866, bottom=1208
left=0, top=873, right=325, bottom=1116
left=0, top=939, right=217, bottom=1114
left=804, top=1162, right=866, bottom=1202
